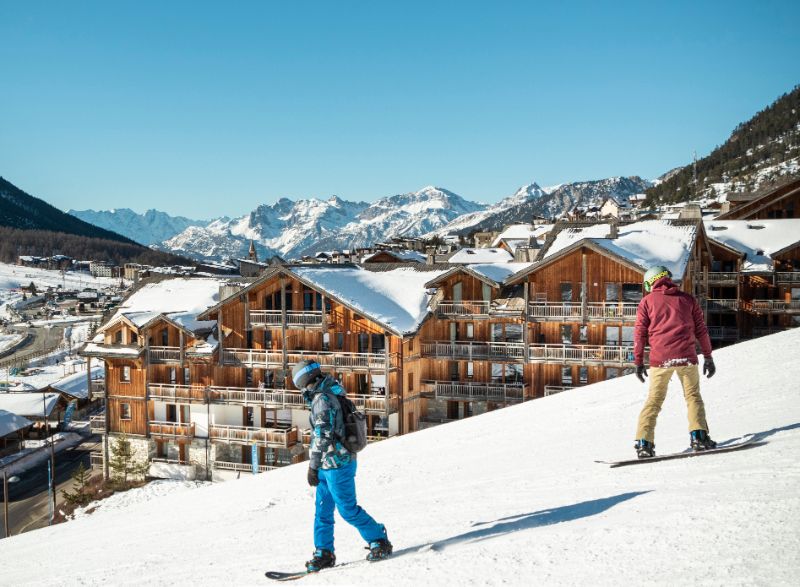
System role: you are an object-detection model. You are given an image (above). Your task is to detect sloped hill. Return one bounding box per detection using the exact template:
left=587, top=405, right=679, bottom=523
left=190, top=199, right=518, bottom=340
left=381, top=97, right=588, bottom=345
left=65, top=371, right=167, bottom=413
left=1, top=331, right=798, bottom=585
left=646, top=85, right=800, bottom=205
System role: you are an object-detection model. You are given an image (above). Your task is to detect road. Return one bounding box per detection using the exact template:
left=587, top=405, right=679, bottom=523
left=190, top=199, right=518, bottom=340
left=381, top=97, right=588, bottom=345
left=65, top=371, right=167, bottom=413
left=1, top=436, right=101, bottom=537
left=0, top=324, right=66, bottom=369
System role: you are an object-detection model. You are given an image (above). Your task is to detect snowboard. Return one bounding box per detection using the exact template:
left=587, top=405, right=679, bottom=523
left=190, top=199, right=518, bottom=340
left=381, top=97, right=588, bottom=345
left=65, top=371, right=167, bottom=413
left=264, top=570, right=312, bottom=582
left=596, top=434, right=760, bottom=468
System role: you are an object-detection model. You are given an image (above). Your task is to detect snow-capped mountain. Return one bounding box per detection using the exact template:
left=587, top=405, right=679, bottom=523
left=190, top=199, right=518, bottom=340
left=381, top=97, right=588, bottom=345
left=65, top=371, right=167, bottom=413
left=68, top=208, right=213, bottom=246
left=430, top=176, right=651, bottom=237
left=160, top=187, right=482, bottom=262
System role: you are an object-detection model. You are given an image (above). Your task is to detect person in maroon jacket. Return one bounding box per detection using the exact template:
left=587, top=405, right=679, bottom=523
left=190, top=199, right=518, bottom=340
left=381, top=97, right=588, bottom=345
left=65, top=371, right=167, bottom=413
left=633, top=265, right=717, bottom=458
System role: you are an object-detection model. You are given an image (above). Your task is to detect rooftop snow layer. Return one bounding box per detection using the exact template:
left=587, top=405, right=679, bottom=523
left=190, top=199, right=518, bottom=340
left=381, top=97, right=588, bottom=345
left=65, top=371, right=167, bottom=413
left=491, top=224, right=553, bottom=248
left=0, top=409, right=32, bottom=436
left=704, top=219, right=800, bottom=272
left=449, top=248, right=513, bottom=264
left=468, top=263, right=535, bottom=284
left=544, top=223, right=614, bottom=258
left=1, top=329, right=798, bottom=585
left=292, top=266, right=448, bottom=334
left=107, top=278, right=224, bottom=334
left=0, top=392, right=60, bottom=417
left=49, top=365, right=104, bottom=400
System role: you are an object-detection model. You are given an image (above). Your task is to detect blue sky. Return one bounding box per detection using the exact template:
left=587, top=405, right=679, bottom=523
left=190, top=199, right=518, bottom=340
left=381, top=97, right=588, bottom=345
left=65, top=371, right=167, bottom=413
left=1, top=1, right=798, bottom=218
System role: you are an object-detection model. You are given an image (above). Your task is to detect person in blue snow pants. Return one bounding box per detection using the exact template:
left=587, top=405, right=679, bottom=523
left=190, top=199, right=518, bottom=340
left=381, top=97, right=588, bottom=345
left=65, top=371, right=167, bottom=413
left=291, top=359, right=392, bottom=573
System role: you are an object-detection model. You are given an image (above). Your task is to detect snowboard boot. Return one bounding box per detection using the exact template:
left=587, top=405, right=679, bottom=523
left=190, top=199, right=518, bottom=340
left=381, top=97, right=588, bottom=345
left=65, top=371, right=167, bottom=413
left=366, top=538, right=393, bottom=562
left=305, top=549, right=335, bottom=573
left=690, top=430, right=717, bottom=452
left=635, top=439, right=655, bottom=459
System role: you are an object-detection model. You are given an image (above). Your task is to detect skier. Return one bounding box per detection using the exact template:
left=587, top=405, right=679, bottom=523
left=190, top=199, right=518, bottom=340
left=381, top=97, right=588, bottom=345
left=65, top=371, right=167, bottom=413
left=633, top=265, right=717, bottom=458
left=291, top=359, right=392, bottom=573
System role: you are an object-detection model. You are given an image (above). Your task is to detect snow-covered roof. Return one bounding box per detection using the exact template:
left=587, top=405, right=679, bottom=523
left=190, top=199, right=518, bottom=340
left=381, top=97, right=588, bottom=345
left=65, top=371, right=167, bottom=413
left=102, top=278, right=224, bottom=335
left=448, top=248, right=513, bottom=264
left=50, top=366, right=104, bottom=400
left=491, top=224, right=552, bottom=249
left=291, top=266, right=448, bottom=335
left=0, top=409, right=32, bottom=437
left=361, top=250, right=426, bottom=263
left=0, top=392, right=61, bottom=418
left=543, top=223, right=615, bottom=259
left=468, top=263, right=535, bottom=284
left=704, top=219, right=800, bottom=272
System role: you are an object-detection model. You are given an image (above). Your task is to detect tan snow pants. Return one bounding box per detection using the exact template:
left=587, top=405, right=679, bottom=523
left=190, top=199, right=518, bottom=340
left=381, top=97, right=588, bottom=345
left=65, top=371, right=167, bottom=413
left=636, top=364, right=709, bottom=443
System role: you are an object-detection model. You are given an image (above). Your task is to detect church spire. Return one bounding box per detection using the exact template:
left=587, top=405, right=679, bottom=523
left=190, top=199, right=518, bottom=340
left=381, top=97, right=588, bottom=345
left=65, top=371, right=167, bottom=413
left=248, top=240, right=258, bottom=262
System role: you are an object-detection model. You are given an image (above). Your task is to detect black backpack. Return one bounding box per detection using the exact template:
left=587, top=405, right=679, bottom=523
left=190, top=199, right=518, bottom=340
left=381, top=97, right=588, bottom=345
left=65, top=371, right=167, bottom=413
left=331, top=394, right=368, bottom=453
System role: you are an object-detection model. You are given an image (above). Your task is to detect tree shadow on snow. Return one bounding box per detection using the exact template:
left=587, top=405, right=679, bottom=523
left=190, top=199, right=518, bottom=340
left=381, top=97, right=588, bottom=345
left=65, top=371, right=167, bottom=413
left=393, top=491, right=651, bottom=556
left=746, top=422, right=800, bottom=442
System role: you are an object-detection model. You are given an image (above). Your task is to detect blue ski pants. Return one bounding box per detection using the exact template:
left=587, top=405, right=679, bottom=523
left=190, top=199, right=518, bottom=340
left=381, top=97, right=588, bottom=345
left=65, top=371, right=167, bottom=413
left=314, top=461, right=386, bottom=552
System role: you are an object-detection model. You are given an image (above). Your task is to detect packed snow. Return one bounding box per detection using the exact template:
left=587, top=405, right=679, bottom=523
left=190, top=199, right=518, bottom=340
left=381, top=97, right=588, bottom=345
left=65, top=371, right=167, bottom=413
left=1, top=328, right=798, bottom=585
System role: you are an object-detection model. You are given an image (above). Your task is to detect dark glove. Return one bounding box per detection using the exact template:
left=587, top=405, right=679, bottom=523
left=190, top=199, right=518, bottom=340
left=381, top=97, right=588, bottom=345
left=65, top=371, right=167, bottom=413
left=703, top=358, right=715, bottom=378
left=307, top=467, right=319, bottom=487
left=635, top=365, right=648, bottom=383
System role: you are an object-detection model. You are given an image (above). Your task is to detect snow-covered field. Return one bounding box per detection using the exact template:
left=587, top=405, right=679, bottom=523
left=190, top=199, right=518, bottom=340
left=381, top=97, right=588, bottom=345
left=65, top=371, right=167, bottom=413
left=1, top=330, right=798, bottom=586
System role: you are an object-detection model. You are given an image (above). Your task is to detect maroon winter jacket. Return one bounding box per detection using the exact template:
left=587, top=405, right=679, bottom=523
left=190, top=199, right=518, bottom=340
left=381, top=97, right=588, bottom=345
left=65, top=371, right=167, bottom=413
left=633, top=277, right=713, bottom=367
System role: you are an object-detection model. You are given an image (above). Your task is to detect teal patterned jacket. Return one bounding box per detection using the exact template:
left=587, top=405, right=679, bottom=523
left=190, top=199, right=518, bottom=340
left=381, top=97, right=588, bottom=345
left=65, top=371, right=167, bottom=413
left=303, top=376, right=354, bottom=470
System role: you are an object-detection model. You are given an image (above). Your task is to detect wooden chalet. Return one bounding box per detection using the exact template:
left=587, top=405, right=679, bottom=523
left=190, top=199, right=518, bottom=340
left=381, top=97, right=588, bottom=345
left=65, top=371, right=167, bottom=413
left=716, top=177, right=800, bottom=220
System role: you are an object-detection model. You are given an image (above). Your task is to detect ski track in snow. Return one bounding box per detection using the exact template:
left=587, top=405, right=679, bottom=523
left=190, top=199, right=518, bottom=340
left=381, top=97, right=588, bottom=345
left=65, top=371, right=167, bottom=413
left=1, top=330, right=799, bottom=586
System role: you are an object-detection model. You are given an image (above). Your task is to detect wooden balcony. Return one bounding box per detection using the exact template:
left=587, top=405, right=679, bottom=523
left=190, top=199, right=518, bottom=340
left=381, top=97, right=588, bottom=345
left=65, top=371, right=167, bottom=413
left=212, top=461, right=277, bottom=473
left=543, top=385, right=575, bottom=396
left=207, top=386, right=305, bottom=409
left=420, top=340, right=526, bottom=361
left=695, top=272, right=739, bottom=285
left=707, top=326, right=739, bottom=341
left=209, top=424, right=298, bottom=448
left=434, top=301, right=491, bottom=318
left=422, top=380, right=526, bottom=403
left=749, top=299, right=800, bottom=313
left=89, top=415, right=105, bottom=433
left=148, top=346, right=182, bottom=364
left=249, top=310, right=324, bottom=328
left=149, top=421, right=195, bottom=440
left=705, top=299, right=739, bottom=312
left=148, top=383, right=207, bottom=404
left=528, top=344, right=638, bottom=367
left=751, top=327, right=792, bottom=337
left=350, top=394, right=399, bottom=414
left=776, top=272, right=800, bottom=283
left=528, top=302, right=638, bottom=322
left=90, top=380, right=105, bottom=399
left=222, top=348, right=399, bottom=371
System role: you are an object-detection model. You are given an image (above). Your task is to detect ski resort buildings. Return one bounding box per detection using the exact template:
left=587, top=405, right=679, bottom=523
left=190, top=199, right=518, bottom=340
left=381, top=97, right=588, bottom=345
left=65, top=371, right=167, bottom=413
left=80, top=217, right=800, bottom=481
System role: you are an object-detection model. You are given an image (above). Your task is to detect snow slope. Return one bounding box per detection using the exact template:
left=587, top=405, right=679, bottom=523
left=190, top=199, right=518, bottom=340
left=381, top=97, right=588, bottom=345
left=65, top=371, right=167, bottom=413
left=1, top=330, right=798, bottom=586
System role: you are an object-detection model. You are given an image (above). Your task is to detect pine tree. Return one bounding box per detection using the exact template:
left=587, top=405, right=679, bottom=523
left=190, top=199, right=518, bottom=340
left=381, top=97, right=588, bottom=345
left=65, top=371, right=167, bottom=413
left=61, top=462, right=92, bottom=506
left=108, top=433, right=148, bottom=488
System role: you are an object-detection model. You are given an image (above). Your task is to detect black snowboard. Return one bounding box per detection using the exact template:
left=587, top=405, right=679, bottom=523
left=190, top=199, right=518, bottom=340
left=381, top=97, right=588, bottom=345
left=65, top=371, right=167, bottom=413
left=596, top=434, right=760, bottom=468
left=265, top=570, right=310, bottom=582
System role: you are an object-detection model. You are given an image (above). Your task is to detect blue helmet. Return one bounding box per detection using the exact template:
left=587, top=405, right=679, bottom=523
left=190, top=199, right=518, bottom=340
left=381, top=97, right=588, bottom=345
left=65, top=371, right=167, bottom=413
left=291, top=360, right=322, bottom=390
left=643, top=265, right=672, bottom=292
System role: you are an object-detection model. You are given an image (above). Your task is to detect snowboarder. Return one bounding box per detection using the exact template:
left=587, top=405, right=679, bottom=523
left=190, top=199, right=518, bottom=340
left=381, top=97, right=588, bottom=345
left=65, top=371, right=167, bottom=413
left=291, top=359, right=392, bottom=573
left=633, top=265, right=717, bottom=459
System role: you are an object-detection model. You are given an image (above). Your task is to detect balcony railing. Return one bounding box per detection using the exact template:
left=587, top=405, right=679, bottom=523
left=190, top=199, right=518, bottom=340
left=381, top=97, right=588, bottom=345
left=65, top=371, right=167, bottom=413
left=750, top=299, right=800, bottom=313
left=350, top=394, right=399, bottom=414
left=212, top=461, right=277, bottom=473
left=148, top=346, right=182, bottom=363
left=528, top=301, right=638, bottom=321
left=751, top=327, right=791, bottom=337
left=422, top=381, right=526, bottom=403
left=148, top=383, right=207, bottom=403
left=149, top=421, right=195, bottom=439
left=776, top=272, right=800, bottom=283
left=528, top=344, right=638, bottom=366
left=528, top=302, right=583, bottom=320
left=585, top=302, right=639, bottom=321
left=707, top=326, right=739, bottom=341
left=434, top=301, right=491, bottom=318
left=420, top=341, right=525, bottom=361
left=249, top=310, right=324, bottom=328
left=543, top=385, right=575, bottom=396
left=209, top=424, right=298, bottom=447
left=705, top=299, right=739, bottom=312
left=207, top=386, right=305, bottom=409
left=695, top=272, right=739, bottom=284
left=90, top=451, right=104, bottom=467
left=90, top=380, right=105, bottom=398
left=89, top=415, right=105, bottom=433
left=223, top=348, right=398, bottom=370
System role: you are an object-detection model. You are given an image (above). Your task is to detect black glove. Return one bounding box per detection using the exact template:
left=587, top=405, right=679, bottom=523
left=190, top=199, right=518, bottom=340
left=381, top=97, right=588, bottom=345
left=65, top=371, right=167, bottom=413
left=635, top=365, right=648, bottom=383
left=307, top=467, right=319, bottom=487
left=703, top=358, right=716, bottom=378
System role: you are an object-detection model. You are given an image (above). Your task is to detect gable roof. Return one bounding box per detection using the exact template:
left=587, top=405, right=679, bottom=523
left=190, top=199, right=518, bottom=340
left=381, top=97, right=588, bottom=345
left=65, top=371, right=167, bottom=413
left=0, top=392, right=61, bottom=418
left=703, top=219, right=800, bottom=271
left=0, top=409, right=33, bottom=437
left=448, top=248, right=513, bottom=264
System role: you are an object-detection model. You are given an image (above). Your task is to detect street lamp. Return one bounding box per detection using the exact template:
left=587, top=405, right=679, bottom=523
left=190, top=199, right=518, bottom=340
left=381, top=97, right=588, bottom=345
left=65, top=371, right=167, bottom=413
left=3, top=470, right=20, bottom=538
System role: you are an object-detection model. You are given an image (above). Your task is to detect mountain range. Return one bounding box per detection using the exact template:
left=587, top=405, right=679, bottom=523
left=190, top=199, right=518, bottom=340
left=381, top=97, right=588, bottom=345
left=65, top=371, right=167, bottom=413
left=69, top=179, right=649, bottom=263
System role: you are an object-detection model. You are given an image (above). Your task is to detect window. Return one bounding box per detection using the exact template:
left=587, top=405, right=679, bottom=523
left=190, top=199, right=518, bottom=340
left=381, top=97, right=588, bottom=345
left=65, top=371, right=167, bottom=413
left=466, top=362, right=474, bottom=379
left=605, top=327, right=620, bottom=346
left=507, top=363, right=524, bottom=383
left=264, top=330, right=273, bottom=349
left=622, top=284, right=643, bottom=303
left=371, top=334, right=385, bottom=352
left=120, top=366, right=131, bottom=382
left=561, top=325, right=573, bottom=345
left=605, top=283, right=619, bottom=302
left=453, top=281, right=463, bottom=302
left=245, top=407, right=254, bottom=427
left=120, top=403, right=131, bottom=420
left=482, top=283, right=492, bottom=302
left=246, top=330, right=253, bottom=348
left=491, top=323, right=504, bottom=342
left=491, top=363, right=503, bottom=383
left=579, top=325, right=589, bottom=343
left=407, top=372, right=414, bottom=391
left=183, top=367, right=191, bottom=385
left=358, top=333, right=369, bottom=353
left=466, top=323, right=474, bottom=339
left=161, top=329, right=169, bottom=346
left=131, top=331, right=138, bottom=344
left=303, top=290, right=314, bottom=311
left=561, top=366, right=573, bottom=384
left=621, top=326, right=635, bottom=345
left=450, top=361, right=460, bottom=381
left=246, top=368, right=253, bottom=387
left=504, top=324, right=523, bottom=342
left=560, top=283, right=573, bottom=302
left=322, top=332, right=330, bottom=352
left=579, top=367, right=588, bottom=384
left=166, top=404, right=177, bottom=422
left=169, top=368, right=177, bottom=384
left=606, top=368, right=620, bottom=380
left=336, top=332, right=344, bottom=350
left=115, top=330, right=123, bottom=344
